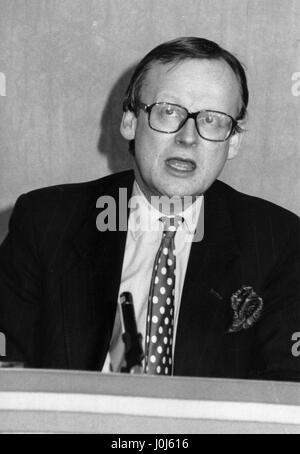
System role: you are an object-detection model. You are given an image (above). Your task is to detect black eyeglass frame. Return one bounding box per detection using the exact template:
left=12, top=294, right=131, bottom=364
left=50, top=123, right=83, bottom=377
left=138, top=101, right=239, bottom=142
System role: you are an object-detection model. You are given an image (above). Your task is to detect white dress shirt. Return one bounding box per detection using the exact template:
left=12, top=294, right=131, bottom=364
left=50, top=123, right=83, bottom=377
left=102, top=181, right=203, bottom=373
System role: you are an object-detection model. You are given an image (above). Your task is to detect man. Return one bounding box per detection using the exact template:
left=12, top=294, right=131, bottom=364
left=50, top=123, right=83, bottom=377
left=0, top=37, right=299, bottom=380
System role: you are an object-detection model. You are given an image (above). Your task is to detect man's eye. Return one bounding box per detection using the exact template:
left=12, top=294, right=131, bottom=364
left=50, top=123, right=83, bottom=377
left=204, top=115, right=216, bottom=124
left=164, top=106, right=175, bottom=115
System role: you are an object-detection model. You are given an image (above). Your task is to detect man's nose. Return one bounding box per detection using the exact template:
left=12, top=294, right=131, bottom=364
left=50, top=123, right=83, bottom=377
left=175, top=118, right=198, bottom=147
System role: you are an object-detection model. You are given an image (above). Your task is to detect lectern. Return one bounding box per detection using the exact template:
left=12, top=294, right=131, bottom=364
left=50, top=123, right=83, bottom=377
left=0, top=369, right=300, bottom=433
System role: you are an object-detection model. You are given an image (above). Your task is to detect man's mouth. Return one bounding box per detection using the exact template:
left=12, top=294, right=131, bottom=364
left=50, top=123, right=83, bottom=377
left=165, top=158, right=196, bottom=172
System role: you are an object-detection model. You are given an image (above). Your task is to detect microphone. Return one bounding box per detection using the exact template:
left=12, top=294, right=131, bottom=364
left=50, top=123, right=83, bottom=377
left=0, top=332, right=24, bottom=368
left=120, top=291, right=144, bottom=373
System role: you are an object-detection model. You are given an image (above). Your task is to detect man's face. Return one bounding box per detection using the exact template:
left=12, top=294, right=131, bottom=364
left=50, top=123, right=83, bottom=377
left=121, top=58, right=243, bottom=201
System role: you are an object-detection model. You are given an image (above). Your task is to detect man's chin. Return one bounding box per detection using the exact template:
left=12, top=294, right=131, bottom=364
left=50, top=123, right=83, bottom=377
left=148, top=184, right=204, bottom=212
left=157, top=182, right=205, bottom=199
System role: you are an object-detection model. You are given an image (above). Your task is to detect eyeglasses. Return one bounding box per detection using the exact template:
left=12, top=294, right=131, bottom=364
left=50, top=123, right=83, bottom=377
left=138, top=101, right=238, bottom=142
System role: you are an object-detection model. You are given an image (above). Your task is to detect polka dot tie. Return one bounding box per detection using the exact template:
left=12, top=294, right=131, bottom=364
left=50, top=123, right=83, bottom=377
left=144, top=216, right=183, bottom=375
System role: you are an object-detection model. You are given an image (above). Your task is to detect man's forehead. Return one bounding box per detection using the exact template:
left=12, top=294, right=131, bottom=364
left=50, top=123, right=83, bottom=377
left=140, top=58, right=242, bottom=112
left=143, top=58, right=238, bottom=90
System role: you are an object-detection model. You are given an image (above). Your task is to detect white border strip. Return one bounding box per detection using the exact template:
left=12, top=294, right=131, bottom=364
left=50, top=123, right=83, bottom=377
left=0, top=392, right=300, bottom=425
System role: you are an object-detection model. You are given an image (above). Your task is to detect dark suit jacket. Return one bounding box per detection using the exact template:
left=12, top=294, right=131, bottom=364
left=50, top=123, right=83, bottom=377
left=0, top=170, right=299, bottom=381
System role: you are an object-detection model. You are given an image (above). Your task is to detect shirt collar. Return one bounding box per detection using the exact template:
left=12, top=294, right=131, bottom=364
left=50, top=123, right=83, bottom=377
left=128, top=181, right=203, bottom=240
left=128, top=182, right=162, bottom=240
left=180, top=193, right=203, bottom=234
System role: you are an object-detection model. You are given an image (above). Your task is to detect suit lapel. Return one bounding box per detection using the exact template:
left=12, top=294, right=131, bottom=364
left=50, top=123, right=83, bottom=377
left=59, top=174, right=134, bottom=370
left=174, top=182, right=242, bottom=377
left=57, top=173, right=241, bottom=374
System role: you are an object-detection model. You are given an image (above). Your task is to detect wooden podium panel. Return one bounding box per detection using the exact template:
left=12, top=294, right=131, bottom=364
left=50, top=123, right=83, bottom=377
left=0, top=369, right=300, bottom=433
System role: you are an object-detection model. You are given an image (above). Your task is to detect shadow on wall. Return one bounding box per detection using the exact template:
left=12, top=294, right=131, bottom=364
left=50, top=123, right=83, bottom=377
left=0, top=206, right=13, bottom=245
left=0, top=68, right=137, bottom=246
left=97, top=65, right=135, bottom=173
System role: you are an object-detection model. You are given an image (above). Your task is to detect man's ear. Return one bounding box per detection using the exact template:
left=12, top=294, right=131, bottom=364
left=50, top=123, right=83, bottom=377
left=227, top=126, right=245, bottom=160
left=120, top=111, right=137, bottom=141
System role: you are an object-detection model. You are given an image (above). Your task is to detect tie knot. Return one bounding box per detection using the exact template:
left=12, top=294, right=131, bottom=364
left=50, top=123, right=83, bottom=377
left=160, top=216, right=184, bottom=236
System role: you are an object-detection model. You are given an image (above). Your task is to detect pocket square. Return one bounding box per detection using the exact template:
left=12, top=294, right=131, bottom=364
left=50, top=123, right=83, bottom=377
left=227, top=286, right=263, bottom=333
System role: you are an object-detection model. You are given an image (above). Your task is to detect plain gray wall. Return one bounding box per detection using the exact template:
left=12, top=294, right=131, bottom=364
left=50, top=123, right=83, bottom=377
left=0, top=0, right=299, bottom=243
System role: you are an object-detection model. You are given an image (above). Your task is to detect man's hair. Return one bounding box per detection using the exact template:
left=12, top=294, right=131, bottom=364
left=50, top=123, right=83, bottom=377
left=123, top=37, right=249, bottom=152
